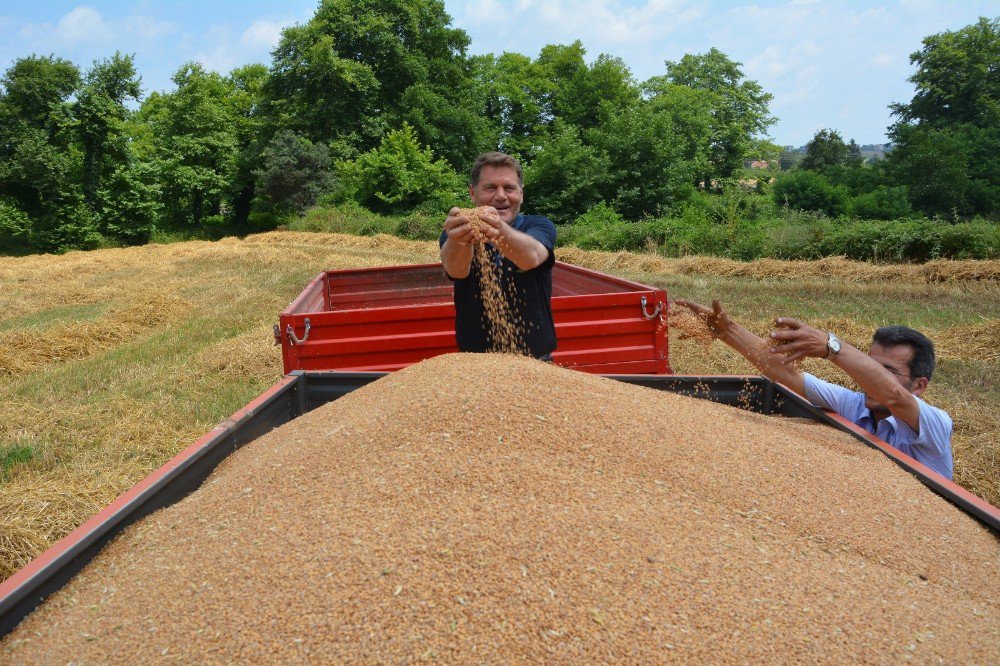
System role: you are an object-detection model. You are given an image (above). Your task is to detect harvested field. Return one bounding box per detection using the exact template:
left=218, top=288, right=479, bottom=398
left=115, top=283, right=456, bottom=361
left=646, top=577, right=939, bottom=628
left=3, top=354, right=997, bottom=663
left=0, top=231, right=998, bottom=587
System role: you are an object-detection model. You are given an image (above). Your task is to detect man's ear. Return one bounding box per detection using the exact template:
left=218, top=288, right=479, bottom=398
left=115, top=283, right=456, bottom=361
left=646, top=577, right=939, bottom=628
left=910, top=376, right=929, bottom=396
left=468, top=184, right=475, bottom=200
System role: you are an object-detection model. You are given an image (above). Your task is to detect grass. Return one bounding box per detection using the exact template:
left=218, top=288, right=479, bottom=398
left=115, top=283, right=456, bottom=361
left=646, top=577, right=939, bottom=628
left=0, top=230, right=997, bottom=582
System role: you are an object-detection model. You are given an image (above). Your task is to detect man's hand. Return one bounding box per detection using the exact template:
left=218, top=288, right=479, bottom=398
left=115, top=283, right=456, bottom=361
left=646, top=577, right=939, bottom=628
left=443, top=207, right=502, bottom=247
left=674, top=298, right=806, bottom=395
left=443, top=208, right=477, bottom=247
left=768, top=318, right=831, bottom=364
left=674, top=299, right=735, bottom=339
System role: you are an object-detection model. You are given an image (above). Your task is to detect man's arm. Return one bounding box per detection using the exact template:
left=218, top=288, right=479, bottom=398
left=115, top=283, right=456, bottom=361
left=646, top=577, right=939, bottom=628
left=440, top=208, right=477, bottom=278
left=477, top=209, right=549, bottom=270
left=769, top=318, right=922, bottom=432
left=674, top=299, right=806, bottom=394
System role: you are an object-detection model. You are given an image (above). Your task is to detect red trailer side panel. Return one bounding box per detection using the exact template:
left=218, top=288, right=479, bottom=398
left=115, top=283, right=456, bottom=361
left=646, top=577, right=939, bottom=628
left=278, top=262, right=670, bottom=374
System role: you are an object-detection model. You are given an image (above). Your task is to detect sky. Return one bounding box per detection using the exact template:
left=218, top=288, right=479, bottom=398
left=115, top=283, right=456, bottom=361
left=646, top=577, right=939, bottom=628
left=0, top=1, right=995, bottom=147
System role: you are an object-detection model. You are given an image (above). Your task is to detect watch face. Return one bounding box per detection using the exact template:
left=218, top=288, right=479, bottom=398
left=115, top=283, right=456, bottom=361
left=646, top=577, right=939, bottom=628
left=828, top=336, right=841, bottom=354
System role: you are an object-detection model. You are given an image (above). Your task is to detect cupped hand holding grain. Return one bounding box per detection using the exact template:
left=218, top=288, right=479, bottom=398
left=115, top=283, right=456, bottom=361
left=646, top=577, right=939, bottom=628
left=442, top=207, right=480, bottom=247
left=455, top=206, right=502, bottom=244
left=674, top=298, right=733, bottom=338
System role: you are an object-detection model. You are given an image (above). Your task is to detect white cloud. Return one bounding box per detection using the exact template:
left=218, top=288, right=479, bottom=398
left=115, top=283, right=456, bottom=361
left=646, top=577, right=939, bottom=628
left=54, top=6, right=114, bottom=44
left=125, top=16, right=178, bottom=41
left=240, top=20, right=287, bottom=51
left=195, top=17, right=296, bottom=76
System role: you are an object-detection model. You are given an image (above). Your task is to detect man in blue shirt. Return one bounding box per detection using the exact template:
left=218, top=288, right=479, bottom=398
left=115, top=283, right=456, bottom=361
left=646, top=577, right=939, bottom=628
left=439, top=152, right=557, bottom=359
left=675, top=299, right=954, bottom=479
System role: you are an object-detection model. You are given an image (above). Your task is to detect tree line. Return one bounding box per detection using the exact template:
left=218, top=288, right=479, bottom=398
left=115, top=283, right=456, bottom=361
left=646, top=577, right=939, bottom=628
left=0, top=1, right=996, bottom=255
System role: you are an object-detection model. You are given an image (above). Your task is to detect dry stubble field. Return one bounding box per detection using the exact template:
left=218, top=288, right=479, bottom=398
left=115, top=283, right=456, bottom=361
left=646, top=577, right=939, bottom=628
left=1, top=231, right=998, bottom=581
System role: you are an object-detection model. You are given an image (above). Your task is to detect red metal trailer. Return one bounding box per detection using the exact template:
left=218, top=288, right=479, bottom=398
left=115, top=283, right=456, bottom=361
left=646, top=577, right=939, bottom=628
left=275, top=261, right=671, bottom=375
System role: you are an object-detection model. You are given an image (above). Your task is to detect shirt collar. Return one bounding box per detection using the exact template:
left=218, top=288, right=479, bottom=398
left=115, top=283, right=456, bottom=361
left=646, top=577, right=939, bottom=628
left=857, top=407, right=899, bottom=437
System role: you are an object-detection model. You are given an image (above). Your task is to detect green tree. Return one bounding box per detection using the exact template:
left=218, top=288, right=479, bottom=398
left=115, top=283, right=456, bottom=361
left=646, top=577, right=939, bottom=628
left=773, top=169, right=848, bottom=217
left=887, top=17, right=1000, bottom=216
left=228, top=63, right=270, bottom=225
left=800, top=129, right=848, bottom=171
left=848, top=185, right=912, bottom=220
left=265, top=0, right=474, bottom=157
left=75, top=53, right=141, bottom=206
left=659, top=48, right=775, bottom=185
left=74, top=53, right=157, bottom=244
left=523, top=120, right=609, bottom=223
left=0, top=55, right=95, bottom=251
left=538, top=43, right=640, bottom=132
left=255, top=130, right=334, bottom=214
left=588, top=100, right=699, bottom=219
left=891, top=16, right=999, bottom=128
left=473, top=52, right=552, bottom=159
left=887, top=124, right=993, bottom=216
left=398, top=82, right=494, bottom=169
left=846, top=139, right=864, bottom=167
left=337, top=123, right=464, bottom=215
left=144, top=63, right=239, bottom=228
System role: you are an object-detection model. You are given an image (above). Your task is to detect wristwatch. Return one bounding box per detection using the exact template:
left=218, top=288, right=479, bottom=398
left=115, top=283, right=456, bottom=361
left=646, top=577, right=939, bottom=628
left=826, top=332, right=842, bottom=358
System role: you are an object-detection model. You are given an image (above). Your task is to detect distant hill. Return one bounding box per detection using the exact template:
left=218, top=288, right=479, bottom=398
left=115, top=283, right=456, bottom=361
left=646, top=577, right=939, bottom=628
left=779, top=142, right=890, bottom=168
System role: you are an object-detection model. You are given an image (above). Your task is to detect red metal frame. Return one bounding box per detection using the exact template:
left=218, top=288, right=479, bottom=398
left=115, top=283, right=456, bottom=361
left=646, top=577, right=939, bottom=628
left=818, top=405, right=998, bottom=520
left=278, top=261, right=670, bottom=375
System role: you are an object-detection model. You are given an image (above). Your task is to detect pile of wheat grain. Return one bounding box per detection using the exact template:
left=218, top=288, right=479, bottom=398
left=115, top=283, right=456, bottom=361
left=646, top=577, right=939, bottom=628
left=3, top=353, right=996, bottom=663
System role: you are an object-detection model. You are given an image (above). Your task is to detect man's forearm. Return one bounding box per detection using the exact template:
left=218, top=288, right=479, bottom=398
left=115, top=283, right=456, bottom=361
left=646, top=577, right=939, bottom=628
left=496, top=227, right=548, bottom=270
left=721, top=323, right=805, bottom=395
left=441, top=238, right=473, bottom=278
left=828, top=344, right=920, bottom=430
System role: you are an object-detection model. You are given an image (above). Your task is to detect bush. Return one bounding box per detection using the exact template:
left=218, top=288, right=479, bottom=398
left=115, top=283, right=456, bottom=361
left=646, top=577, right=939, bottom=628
left=0, top=199, right=32, bottom=253
left=395, top=212, right=443, bottom=241
left=336, top=124, right=465, bottom=215
left=773, top=170, right=848, bottom=216
left=848, top=186, right=912, bottom=220
left=255, top=130, right=335, bottom=214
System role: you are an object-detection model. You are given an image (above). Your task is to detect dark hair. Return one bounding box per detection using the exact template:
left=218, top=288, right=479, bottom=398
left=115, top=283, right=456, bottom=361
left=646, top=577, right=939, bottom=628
left=470, top=152, right=522, bottom=187
left=873, top=326, right=936, bottom=380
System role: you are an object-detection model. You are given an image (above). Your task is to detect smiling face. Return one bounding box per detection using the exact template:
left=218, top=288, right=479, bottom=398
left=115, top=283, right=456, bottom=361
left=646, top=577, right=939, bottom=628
left=469, top=165, right=523, bottom=225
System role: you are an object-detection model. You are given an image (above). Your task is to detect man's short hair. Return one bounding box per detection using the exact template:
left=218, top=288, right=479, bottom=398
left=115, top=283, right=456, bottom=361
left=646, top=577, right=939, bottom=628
left=470, top=152, right=523, bottom=187
left=873, top=326, right=936, bottom=380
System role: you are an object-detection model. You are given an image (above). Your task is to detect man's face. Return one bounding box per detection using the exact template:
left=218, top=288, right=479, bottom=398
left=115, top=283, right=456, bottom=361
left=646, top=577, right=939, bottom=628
left=470, top=165, right=523, bottom=225
left=863, top=342, right=925, bottom=415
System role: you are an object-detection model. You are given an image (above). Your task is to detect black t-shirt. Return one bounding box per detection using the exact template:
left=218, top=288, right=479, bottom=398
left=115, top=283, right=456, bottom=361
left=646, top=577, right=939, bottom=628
left=439, top=214, right=557, bottom=358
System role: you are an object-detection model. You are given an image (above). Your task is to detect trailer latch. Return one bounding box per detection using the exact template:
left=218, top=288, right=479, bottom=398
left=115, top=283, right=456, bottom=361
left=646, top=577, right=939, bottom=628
left=286, top=317, right=311, bottom=346
left=640, top=296, right=663, bottom=321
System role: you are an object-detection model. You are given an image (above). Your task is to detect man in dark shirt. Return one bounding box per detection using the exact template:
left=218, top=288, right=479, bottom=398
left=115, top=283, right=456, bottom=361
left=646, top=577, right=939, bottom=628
left=439, top=152, right=557, bottom=359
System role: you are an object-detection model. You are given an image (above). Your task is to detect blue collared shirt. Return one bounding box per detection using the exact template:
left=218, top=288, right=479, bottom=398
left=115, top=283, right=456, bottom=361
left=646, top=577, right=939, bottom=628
left=803, top=373, right=954, bottom=479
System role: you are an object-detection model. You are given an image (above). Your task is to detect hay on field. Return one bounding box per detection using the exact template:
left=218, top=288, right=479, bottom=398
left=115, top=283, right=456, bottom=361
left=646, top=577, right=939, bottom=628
left=556, top=247, right=1000, bottom=284
left=935, top=320, right=1000, bottom=362
left=0, top=295, right=189, bottom=376
left=185, top=327, right=283, bottom=382
left=0, top=468, right=126, bottom=580
left=246, top=230, right=438, bottom=253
